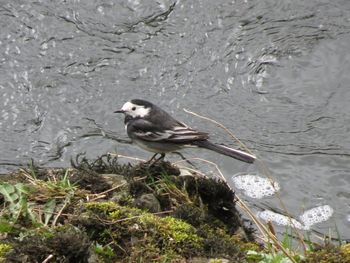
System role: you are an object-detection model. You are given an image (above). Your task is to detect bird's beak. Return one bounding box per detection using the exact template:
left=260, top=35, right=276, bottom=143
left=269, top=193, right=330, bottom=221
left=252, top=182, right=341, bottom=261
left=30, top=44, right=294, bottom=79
left=114, top=109, right=125, bottom=113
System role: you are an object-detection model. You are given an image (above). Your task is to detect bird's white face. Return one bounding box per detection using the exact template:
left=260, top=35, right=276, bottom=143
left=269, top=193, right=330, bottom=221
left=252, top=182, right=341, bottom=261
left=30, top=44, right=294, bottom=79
left=120, top=101, right=150, bottom=118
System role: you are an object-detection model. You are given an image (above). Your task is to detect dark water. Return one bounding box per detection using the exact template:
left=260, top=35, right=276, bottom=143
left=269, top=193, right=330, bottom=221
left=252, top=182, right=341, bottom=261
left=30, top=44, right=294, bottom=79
left=1, top=0, right=350, bottom=238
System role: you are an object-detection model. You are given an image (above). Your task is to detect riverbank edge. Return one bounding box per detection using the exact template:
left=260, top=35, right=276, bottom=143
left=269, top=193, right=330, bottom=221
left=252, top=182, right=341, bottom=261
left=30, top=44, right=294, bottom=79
left=0, top=155, right=349, bottom=262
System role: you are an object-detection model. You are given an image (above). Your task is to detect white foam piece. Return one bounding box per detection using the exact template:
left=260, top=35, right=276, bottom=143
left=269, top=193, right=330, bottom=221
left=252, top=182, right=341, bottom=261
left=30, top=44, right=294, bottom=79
left=346, top=214, right=350, bottom=223
left=257, top=205, right=334, bottom=231
left=257, top=210, right=305, bottom=229
left=299, top=205, right=334, bottom=230
left=232, top=174, right=280, bottom=199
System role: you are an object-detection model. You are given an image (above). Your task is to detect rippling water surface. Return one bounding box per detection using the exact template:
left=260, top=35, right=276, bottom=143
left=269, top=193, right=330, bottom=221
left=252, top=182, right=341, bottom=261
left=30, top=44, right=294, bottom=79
left=1, top=0, right=350, bottom=238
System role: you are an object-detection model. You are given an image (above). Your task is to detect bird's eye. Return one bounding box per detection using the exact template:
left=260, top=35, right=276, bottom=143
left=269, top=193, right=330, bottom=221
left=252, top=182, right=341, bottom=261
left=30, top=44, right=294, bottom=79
left=132, top=107, right=136, bottom=111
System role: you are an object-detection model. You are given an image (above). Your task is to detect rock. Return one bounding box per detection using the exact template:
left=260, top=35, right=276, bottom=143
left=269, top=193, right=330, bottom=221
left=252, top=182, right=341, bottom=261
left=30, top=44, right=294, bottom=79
left=134, top=193, right=161, bottom=213
left=100, top=174, right=131, bottom=204
left=101, top=174, right=127, bottom=187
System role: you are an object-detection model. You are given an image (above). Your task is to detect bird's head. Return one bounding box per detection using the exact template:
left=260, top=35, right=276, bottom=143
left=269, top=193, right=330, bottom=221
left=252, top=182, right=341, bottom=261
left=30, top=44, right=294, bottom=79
left=114, top=99, right=153, bottom=118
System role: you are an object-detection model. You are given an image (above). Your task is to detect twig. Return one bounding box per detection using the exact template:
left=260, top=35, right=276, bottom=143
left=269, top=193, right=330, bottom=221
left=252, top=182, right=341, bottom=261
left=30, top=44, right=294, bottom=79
left=175, top=165, right=207, bottom=177
left=184, top=108, right=307, bottom=252
left=88, top=182, right=127, bottom=202
left=52, top=198, right=69, bottom=227
left=108, top=152, right=146, bottom=162
left=19, top=169, right=37, bottom=185
left=257, top=160, right=307, bottom=251
left=236, top=195, right=297, bottom=262
left=42, top=254, right=53, bottom=263
left=183, top=108, right=254, bottom=155
left=173, top=157, right=226, bottom=181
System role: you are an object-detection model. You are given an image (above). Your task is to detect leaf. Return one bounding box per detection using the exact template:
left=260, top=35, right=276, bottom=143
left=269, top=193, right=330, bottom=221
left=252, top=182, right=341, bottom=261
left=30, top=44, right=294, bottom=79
left=14, top=183, right=30, bottom=195
left=10, top=193, right=19, bottom=202
left=246, top=250, right=263, bottom=260
left=0, top=183, right=16, bottom=203
left=13, top=197, right=28, bottom=221
left=44, top=199, right=56, bottom=226
left=26, top=204, right=38, bottom=223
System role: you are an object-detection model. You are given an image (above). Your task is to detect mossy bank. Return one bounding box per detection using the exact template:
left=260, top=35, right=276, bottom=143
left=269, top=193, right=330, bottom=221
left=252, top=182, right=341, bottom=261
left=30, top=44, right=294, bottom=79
left=0, top=155, right=349, bottom=262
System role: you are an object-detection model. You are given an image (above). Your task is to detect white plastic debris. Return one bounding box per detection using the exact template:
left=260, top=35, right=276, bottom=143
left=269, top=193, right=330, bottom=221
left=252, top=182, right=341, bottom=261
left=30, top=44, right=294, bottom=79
left=232, top=174, right=280, bottom=199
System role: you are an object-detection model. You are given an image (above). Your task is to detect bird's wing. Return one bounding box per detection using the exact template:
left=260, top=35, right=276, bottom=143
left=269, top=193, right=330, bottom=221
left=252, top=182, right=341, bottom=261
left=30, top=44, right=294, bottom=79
left=127, top=119, right=209, bottom=143
left=165, top=125, right=209, bottom=143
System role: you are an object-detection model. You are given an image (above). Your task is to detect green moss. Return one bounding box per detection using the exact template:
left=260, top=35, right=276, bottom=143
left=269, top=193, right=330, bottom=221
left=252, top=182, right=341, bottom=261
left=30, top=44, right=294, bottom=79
left=78, top=171, right=256, bottom=262
left=229, top=234, right=261, bottom=252
left=5, top=226, right=91, bottom=262
left=87, top=201, right=202, bottom=244
left=0, top=243, right=12, bottom=261
left=79, top=201, right=203, bottom=260
left=303, top=244, right=350, bottom=263
left=85, top=201, right=119, bottom=213
left=109, top=205, right=144, bottom=220
left=209, top=259, right=227, bottom=263
left=341, top=243, right=350, bottom=255
left=197, top=224, right=248, bottom=260
left=0, top=219, right=12, bottom=233
left=129, top=237, right=184, bottom=262
left=141, top=214, right=203, bottom=249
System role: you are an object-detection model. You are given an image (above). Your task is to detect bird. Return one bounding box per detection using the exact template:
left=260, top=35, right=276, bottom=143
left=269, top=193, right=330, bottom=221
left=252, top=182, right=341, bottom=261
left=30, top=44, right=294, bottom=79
left=114, top=99, right=256, bottom=163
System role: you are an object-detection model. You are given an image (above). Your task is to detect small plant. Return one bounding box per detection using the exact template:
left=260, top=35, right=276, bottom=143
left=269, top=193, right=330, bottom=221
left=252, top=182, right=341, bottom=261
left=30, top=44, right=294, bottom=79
left=43, top=199, right=56, bottom=226
left=42, top=169, right=78, bottom=197
left=0, top=183, right=30, bottom=223
left=247, top=250, right=294, bottom=263
left=94, top=242, right=116, bottom=258
left=246, top=226, right=305, bottom=263
left=0, top=182, right=58, bottom=226
left=0, top=168, right=82, bottom=227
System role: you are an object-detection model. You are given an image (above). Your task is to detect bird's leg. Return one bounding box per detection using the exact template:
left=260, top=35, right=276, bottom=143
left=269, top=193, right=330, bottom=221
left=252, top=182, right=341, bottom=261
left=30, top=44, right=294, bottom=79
left=156, top=153, right=165, bottom=162
left=148, top=153, right=166, bottom=166
left=146, top=153, right=159, bottom=164
left=173, top=152, right=196, bottom=167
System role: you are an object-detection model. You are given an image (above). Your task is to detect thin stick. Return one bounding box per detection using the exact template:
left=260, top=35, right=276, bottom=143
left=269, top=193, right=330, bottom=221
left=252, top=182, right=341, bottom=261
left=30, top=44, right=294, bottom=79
left=108, top=152, right=145, bottom=162
left=42, top=254, right=54, bottom=263
left=173, top=157, right=226, bottom=181
left=183, top=108, right=254, bottom=155
left=175, top=165, right=207, bottom=177
left=88, top=182, right=127, bottom=202
left=184, top=108, right=307, bottom=251
left=19, top=169, right=37, bottom=185
left=52, top=200, right=68, bottom=227
left=257, top=160, right=307, bottom=251
left=236, top=196, right=297, bottom=262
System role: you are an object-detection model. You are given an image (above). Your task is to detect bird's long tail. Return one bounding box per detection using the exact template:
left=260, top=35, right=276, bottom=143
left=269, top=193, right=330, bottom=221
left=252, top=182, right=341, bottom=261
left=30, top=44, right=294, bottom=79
left=193, top=140, right=256, bottom=163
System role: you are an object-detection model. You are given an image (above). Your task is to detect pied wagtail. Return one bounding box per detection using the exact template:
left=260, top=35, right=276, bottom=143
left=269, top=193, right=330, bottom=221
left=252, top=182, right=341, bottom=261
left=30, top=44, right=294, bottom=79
left=115, top=99, right=256, bottom=163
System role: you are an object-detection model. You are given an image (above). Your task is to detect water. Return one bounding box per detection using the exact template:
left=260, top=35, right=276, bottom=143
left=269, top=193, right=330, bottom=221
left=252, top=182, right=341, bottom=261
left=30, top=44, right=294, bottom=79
left=1, top=0, right=350, bottom=238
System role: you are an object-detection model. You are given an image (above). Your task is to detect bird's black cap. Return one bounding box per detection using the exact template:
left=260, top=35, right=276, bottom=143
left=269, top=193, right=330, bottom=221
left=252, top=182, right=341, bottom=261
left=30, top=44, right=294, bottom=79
left=130, top=99, right=153, bottom=108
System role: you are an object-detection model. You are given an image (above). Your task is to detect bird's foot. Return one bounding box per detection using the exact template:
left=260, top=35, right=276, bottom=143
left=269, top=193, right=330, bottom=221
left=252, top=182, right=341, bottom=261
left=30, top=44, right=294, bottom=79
left=145, top=153, right=165, bottom=166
